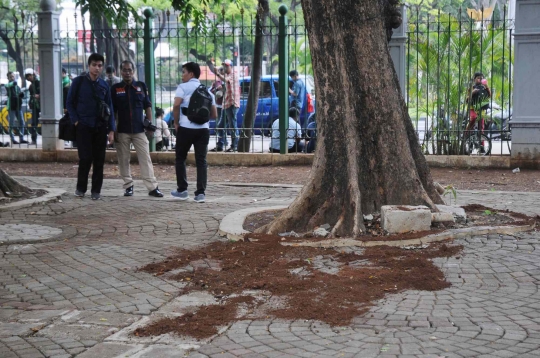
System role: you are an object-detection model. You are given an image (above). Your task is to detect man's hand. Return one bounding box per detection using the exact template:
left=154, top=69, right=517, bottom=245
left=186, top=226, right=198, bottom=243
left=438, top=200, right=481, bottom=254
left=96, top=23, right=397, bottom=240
left=108, top=131, right=114, bottom=144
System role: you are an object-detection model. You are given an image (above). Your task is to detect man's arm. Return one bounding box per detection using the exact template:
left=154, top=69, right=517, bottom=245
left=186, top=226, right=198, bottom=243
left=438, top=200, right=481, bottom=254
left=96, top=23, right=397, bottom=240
left=145, top=107, right=152, bottom=121
left=104, top=84, right=116, bottom=142
left=66, top=77, right=81, bottom=125
left=172, top=97, right=183, bottom=132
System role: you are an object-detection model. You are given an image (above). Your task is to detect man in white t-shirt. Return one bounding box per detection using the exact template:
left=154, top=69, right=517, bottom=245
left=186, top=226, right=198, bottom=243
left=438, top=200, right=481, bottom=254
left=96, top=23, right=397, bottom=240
left=270, top=107, right=304, bottom=153
left=170, top=62, right=217, bottom=203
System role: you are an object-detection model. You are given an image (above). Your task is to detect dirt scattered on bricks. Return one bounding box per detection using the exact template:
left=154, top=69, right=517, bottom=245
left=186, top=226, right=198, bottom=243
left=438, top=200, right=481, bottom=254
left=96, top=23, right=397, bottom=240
left=135, top=233, right=462, bottom=340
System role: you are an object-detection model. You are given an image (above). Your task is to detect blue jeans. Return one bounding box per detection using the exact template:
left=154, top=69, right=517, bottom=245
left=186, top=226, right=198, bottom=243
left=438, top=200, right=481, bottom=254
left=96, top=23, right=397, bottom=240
left=8, top=109, right=26, bottom=142
left=224, top=106, right=239, bottom=150
left=215, top=107, right=228, bottom=149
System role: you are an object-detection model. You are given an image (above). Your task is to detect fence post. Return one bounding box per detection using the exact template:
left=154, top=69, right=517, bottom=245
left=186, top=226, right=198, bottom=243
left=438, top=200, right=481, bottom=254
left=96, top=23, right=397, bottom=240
left=278, top=5, right=289, bottom=154
left=389, top=4, right=407, bottom=98
left=511, top=0, right=540, bottom=167
left=37, top=0, right=63, bottom=151
left=143, top=9, right=156, bottom=152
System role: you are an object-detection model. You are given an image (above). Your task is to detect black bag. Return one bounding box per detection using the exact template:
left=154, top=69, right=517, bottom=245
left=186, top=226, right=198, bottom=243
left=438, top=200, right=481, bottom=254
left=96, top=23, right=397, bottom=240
left=183, top=84, right=212, bottom=124
left=471, top=85, right=490, bottom=110
left=59, top=113, right=76, bottom=141
left=97, top=99, right=111, bottom=124
left=58, top=75, right=83, bottom=141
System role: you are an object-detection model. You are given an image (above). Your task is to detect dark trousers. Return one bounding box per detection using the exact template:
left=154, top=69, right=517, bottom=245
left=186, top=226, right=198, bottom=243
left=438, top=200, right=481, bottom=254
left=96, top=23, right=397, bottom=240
left=175, top=127, right=209, bottom=196
left=76, top=123, right=108, bottom=194
left=30, top=107, right=39, bottom=143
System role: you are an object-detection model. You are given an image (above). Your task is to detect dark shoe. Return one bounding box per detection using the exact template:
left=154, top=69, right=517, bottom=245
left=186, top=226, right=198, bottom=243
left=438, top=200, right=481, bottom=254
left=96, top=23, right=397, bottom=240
left=148, top=188, right=164, bottom=197
left=20, top=140, right=29, bottom=144
left=74, top=189, right=85, bottom=198
left=209, top=147, right=223, bottom=152
left=30, top=141, right=37, bottom=145
left=11, top=140, right=19, bottom=145
left=91, top=193, right=101, bottom=200
left=124, top=186, right=134, bottom=197
left=225, top=147, right=236, bottom=152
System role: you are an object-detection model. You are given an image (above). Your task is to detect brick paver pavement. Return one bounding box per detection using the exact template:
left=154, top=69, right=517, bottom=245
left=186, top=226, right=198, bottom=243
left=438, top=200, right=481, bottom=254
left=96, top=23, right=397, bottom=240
left=1, top=176, right=540, bottom=357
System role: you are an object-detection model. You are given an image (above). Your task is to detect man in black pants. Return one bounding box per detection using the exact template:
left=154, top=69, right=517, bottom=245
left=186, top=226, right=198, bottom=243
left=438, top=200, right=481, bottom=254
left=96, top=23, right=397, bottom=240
left=171, top=62, right=217, bottom=203
left=25, top=68, right=40, bottom=145
left=66, top=53, right=115, bottom=200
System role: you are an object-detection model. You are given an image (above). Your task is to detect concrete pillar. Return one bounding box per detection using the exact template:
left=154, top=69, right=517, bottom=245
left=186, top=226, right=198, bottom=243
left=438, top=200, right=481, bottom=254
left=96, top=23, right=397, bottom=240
left=389, top=4, right=407, bottom=98
left=511, top=0, right=540, bottom=167
left=37, top=0, right=63, bottom=151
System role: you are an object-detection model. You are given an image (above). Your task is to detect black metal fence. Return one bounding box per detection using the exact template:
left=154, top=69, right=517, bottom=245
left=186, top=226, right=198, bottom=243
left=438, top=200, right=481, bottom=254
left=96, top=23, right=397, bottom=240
left=0, top=7, right=514, bottom=156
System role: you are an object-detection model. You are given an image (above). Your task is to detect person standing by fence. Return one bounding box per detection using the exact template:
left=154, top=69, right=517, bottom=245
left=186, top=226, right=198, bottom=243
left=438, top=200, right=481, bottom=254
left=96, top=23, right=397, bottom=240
left=171, top=62, right=217, bottom=203
left=215, top=59, right=240, bottom=152
left=66, top=53, right=115, bottom=200
left=110, top=60, right=163, bottom=198
left=5, top=71, right=27, bottom=145
left=25, top=69, right=40, bottom=145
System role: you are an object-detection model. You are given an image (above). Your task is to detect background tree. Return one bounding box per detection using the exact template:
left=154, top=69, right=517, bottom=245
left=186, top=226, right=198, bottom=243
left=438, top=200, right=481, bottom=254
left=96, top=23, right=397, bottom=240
left=0, top=0, right=39, bottom=87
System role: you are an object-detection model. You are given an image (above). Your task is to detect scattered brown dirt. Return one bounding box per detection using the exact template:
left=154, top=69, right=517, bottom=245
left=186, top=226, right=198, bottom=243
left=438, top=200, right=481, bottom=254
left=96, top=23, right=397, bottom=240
left=136, top=233, right=462, bottom=340
left=1, top=162, right=540, bottom=191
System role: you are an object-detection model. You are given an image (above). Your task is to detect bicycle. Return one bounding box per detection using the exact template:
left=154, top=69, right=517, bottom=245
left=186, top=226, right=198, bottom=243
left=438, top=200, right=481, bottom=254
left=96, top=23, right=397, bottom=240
left=461, top=112, right=492, bottom=156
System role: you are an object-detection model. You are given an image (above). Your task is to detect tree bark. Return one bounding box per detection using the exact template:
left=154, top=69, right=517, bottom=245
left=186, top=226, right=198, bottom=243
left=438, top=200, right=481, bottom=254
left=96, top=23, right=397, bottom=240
left=0, top=169, right=33, bottom=199
left=262, top=0, right=443, bottom=238
left=238, top=0, right=269, bottom=152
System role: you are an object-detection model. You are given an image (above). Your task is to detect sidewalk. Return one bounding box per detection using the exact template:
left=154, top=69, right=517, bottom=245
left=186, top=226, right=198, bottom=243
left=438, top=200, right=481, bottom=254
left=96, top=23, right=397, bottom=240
left=1, top=176, right=540, bottom=357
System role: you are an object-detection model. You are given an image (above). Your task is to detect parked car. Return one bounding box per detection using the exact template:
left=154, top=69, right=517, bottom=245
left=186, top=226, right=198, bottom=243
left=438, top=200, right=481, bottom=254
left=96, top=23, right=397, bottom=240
left=0, top=88, right=35, bottom=135
left=207, top=74, right=316, bottom=135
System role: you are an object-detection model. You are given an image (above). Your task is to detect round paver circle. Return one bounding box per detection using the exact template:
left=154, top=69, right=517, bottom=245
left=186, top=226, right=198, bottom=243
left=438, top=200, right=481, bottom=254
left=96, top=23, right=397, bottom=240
left=0, top=223, right=62, bottom=244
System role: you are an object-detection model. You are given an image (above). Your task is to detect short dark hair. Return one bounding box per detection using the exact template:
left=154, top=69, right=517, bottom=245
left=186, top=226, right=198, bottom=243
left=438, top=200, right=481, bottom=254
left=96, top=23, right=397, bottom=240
left=88, top=53, right=105, bottom=66
left=473, top=72, right=483, bottom=79
left=155, top=107, right=164, bottom=118
left=7, top=71, right=13, bottom=78
left=120, top=61, right=135, bottom=71
left=289, top=70, right=299, bottom=77
left=62, top=68, right=67, bottom=74
left=105, top=65, right=115, bottom=74
left=182, top=62, right=201, bottom=79
left=289, top=107, right=299, bottom=118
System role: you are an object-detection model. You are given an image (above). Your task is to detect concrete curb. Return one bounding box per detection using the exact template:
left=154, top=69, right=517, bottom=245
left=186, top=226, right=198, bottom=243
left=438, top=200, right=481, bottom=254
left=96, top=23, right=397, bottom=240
left=283, top=224, right=535, bottom=248
left=218, top=205, right=288, bottom=241
left=0, top=188, right=65, bottom=212
left=0, top=147, right=528, bottom=168
left=219, top=205, right=535, bottom=247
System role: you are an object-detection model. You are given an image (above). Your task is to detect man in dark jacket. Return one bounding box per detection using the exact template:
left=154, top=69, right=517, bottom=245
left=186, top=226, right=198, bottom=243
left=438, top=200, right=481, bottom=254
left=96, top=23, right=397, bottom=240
left=110, top=60, right=163, bottom=197
left=66, top=53, right=116, bottom=200
left=25, top=68, right=40, bottom=145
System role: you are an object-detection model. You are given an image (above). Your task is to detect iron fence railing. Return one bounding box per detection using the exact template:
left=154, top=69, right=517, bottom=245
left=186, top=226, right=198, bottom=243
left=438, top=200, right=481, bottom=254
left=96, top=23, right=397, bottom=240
left=0, top=7, right=514, bottom=156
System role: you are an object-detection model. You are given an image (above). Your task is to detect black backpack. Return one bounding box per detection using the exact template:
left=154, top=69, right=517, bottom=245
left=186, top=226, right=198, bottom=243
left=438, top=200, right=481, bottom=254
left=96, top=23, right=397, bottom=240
left=471, top=85, right=490, bottom=110
left=185, top=84, right=212, bottom=124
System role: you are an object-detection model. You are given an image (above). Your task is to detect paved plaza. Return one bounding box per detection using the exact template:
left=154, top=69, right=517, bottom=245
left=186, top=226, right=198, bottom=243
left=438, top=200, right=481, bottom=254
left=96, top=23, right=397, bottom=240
left=1, top=176, right=540, bottom=357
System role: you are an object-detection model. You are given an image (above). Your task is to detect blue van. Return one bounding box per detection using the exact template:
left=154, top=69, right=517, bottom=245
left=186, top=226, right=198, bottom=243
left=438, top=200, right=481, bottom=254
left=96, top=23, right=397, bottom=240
left=209, top=74, right=316, bottom=134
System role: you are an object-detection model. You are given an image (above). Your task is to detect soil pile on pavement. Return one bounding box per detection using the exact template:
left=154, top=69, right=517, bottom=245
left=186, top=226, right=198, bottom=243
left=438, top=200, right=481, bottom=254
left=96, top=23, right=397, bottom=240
left=136, top=235, right=462, bottom=340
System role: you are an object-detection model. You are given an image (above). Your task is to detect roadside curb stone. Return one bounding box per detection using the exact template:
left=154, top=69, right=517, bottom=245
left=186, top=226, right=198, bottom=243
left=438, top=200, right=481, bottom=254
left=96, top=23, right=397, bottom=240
left=0, top=188, right=65, bottom=212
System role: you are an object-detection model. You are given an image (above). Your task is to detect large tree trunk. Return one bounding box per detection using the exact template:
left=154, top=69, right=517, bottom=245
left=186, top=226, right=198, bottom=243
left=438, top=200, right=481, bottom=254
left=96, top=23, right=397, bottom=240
left=263, top=0, right=443, bottom=238
left=0, top=169, right=33, bottom=199
left=238, top=0, right=269, bottom=152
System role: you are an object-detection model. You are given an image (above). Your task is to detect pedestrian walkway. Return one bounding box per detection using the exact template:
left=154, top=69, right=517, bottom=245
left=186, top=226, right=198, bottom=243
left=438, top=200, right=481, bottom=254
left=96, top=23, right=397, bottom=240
left=1, top=176, right=539, bottom=357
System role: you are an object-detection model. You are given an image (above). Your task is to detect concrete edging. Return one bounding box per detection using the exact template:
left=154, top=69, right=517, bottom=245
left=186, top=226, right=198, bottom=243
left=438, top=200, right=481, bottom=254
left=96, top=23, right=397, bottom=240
left=218, top=205, right=288, bottom=241
left=0, top=147, right=528, bottom=168
left=0, top=188, right=65, bottom=212
left=219, top=205, right=535, bottom=246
